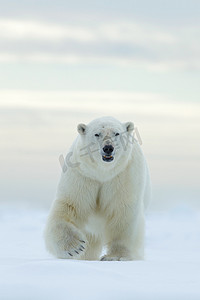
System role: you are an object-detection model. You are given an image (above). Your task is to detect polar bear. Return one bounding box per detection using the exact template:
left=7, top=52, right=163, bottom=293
left=44, top=116, right=151, bottom=261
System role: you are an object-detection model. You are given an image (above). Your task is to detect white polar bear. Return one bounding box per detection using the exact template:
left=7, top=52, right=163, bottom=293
left=44, top=116, right=151, bottom=261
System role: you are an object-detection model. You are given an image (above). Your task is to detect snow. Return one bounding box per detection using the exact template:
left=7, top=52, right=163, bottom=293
left=0, top=207, right=200, bottom=300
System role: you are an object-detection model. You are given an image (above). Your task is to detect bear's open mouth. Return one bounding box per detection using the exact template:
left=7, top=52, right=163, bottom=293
left=102, top=155, right=114, bottom=162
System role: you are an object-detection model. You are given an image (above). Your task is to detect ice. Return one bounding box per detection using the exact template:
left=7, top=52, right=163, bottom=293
left=0, top=207, right=200, bottom=300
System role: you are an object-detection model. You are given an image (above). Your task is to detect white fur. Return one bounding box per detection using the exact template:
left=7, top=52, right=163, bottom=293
left=44, top=116, right=151, bottom=261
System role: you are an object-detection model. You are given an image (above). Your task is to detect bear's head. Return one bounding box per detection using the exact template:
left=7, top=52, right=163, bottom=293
left=75, top=117, right=134, bottom=179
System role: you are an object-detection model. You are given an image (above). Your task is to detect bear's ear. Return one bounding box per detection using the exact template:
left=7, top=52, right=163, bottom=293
left=77, top=123, right=87, bottom=135
left=124, top=121, right=134, bottom=132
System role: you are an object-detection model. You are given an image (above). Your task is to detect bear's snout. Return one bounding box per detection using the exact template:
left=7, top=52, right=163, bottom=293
left=102, top=144, right=114, bottom=162
left=103, top=145, right=114, bottom=155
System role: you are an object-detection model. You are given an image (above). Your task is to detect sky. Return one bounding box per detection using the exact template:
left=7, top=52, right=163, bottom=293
left=0, top=0, right=200, bottom=210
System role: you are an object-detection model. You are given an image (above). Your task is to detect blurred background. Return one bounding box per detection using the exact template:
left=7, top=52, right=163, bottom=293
left=0, top=0, right=199, bottom=211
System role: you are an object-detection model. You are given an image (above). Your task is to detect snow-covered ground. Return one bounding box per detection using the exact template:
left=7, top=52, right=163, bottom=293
left=0, top=207, right=200, bottom=300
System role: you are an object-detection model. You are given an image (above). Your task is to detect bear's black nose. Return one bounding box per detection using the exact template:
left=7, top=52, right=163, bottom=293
left=103, top=145, right=114, bottom=155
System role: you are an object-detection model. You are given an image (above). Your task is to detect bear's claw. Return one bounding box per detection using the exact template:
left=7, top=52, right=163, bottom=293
left=65, top=239, right=86, bottom=258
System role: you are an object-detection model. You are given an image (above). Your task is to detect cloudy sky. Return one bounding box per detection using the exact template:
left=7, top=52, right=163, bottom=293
left=0, top=0, right=199, bottom=209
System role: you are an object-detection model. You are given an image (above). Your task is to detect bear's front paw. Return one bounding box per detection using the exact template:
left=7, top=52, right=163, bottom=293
left=60, top=237, right=86, bottom=259
left=100, top=255, right=131, bottom=261
left=59, top=226, right=87, bottom=259
left=46, top=221, right=87, bottom=259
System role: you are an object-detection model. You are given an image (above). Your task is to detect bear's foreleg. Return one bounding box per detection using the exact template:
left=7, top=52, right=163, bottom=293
left=44, top=200, right=87, bottom=259
left=101, top=209, right=145, bottom=261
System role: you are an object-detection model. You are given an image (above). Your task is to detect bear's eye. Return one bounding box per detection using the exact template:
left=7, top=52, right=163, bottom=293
left=115, top=133, right=120, bottom=136
left=95, top=133, right=100, bottom=137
